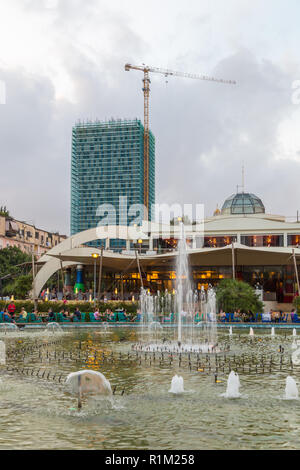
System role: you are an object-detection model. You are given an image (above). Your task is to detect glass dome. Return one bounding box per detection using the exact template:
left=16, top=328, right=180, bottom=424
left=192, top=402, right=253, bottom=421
left=221, top=192, right=265, bottom=215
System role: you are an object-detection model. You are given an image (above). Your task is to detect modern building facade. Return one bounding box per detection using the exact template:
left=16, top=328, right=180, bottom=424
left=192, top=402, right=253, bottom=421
left=35, top=190, right=300, bottom=309
left=71, top=118, right=155, bottom=249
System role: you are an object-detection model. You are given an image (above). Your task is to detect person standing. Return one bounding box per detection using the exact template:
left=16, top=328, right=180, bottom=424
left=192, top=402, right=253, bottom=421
left=7, top=301, right=16, bottom=317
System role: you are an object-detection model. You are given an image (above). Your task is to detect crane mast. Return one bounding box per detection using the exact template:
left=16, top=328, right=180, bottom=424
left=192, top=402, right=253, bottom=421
left=125, top=63, right=236, bottom=218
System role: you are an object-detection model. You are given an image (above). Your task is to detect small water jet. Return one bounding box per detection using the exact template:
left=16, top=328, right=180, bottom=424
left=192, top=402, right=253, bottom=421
left=0, top=323, right=18, bottom=335
left=285, top=376, right=298, bottom=400
left=271, top=327, right=275, bottom=337
left=148, top=321, right=163, bottom=331
left=169, top=375, right=184, bottom=394
left=0, top=340, right=5, bottom=365
left=249, top=328, right=254, bottom=337
left=293, top=329, right=297, bottom=337
left=229, top=326, right=233, bottom=336
left=223, top=371, right=240, bottom=398
left=66, top=370, right=112, bottom=409
left=292, top=347, right=300, bottom=365
left=46, top=322, right=62, bottom=334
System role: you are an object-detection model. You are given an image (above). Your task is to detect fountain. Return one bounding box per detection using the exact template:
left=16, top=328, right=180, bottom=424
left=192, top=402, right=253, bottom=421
left=203, top=286, right=218, bottom=346
left=66, top=370, right=112, bottom=409
left=229, top=326, right=233, bottom=336
left=134, top=222, right=219, bottom=353
left=285, top=376, right=298, bottom=399
left=46, top=322, right=63, bottom=334
left=223, top=371, right=241, bottom=398
left=148, top=321, right=163, bottom=331
left=0, top=340, right=5, bottom=365
left=293, top=328, right=297, bottom=337
left=292, top=346, right=300, bottom=365
left=271, top=327, right=275, bottom=337
left=169, top=375, right=184, bottom=394
left=175, top=222, right=195, bottom=345
left=99, top=321, right=110, bottom=334
left=249, top=327, right=254, bottom=336
left=0, top=323, right=18, bottom=335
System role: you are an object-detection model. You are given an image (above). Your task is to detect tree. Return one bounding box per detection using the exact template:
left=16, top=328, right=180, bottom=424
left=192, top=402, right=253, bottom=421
left=0, top=206, right=10, bottom=217
left=216, top=278, right=264, bottom=313
left=3, top=274, right=32, bottom=299
left=0, top=247, right=33, bottom=298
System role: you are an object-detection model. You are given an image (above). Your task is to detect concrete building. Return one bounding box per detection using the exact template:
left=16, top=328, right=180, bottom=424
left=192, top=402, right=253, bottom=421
left=0, top=214, right=66, bottom=257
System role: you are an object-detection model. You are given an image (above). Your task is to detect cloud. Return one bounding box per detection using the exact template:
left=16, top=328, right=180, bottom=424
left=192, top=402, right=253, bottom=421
left=0, top=1, right=300, bottom=235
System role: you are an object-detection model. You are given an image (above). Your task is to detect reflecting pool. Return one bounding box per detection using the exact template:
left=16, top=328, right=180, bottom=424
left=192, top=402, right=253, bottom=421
left=1, top=327, right=300, bottom=450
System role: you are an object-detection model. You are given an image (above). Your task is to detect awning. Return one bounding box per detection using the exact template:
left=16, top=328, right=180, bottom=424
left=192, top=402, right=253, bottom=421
left=44, top=244, right=300, bottom=272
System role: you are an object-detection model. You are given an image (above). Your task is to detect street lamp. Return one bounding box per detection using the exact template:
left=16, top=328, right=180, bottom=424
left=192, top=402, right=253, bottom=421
left=91, top=253, right=99, bottom=301
left=138, top=239, right=143, bottom=254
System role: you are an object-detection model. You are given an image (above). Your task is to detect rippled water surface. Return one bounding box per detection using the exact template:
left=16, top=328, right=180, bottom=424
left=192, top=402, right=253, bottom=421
left=0, top=326, right=300, bottom=449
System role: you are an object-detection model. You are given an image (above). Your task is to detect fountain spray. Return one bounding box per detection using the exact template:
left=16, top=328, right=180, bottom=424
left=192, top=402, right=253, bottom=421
left=77, top=374, right=82, bottom=409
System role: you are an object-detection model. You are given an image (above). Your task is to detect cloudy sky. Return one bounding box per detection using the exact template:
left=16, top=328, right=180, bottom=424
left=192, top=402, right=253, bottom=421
left=1, top=0, right=300, bottom=234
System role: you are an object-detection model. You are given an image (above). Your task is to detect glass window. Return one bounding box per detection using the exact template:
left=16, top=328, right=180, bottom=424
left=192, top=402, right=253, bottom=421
left=203, top=235, right=237, bottom=248
left=288, top=235, right=300, bottom=246
left=241, top=235, right=284, bottom=247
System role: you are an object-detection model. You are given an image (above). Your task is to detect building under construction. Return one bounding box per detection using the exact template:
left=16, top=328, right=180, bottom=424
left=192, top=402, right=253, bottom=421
left=71, top=118, right=155, bottom=248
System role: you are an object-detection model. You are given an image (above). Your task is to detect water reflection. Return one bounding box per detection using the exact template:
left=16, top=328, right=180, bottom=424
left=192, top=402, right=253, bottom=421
left=0, top=328, right=300, bottom=449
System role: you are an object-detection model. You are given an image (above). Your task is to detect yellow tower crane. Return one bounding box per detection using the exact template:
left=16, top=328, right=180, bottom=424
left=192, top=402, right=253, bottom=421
left=125, top=63, right=236, bottom=218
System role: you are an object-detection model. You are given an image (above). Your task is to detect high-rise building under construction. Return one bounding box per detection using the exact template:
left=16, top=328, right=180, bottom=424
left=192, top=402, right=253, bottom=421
left=71, top=119, right=155, bottom=248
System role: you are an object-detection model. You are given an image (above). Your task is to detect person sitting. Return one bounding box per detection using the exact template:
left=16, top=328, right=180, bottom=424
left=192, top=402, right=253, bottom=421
left=19, top=307, right=28, bottom=321
left=247, top=310, right=255, bottom=322
left=94, top=309, right=101, bottom=321
left=262, top=311, right=271, bottom=322
left=3, top=308, right=15, bottom=323
left=132, top=310, right=141, bottom=322
left=281, top=311, right=288, bottom=322
left=30, top=309, right=40, bottom=321
left=219, top=309, right=226, bottom=322
left=272, top=311, right=280, bottom=323
left=121, top=309, right=129, bottom=321
left=233, top=310, right=240, bottom=321
left=290, top=308, right=296, bottom=322
left=61, top=309, right=67, bottom=319
left=73, top=308, right=81, bottom=321
left=47, top=309, right=55, bottom=322
left=104, top=308, right=112, bottom=321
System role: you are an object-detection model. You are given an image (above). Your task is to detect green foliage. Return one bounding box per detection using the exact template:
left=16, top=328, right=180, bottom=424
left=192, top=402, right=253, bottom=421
left=293, top=296, right=300, bottom=313
left=0, top=299, right=138, bottom=314
left=0, top=247, right=32, bottom=298
left=3, top=274, right=32, bottom=299
left=216, top=278, right=264, bottom=313
left=0, top=206, right=10, bottom=217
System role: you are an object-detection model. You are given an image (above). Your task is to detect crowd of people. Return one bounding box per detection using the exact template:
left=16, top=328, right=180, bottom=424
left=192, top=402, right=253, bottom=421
left=218, top=308, right=292, bottom=322
left=39, top=288, right=139, bottom=302
left=0, top=301, right=298, bottom=324
left=0, top=302, right=139, bottom=323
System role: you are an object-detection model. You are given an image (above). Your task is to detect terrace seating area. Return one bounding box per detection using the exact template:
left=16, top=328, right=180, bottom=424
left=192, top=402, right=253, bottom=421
left=218, top=312, right=297, bottom=323
left=0, top=309, right=299, bottom=325
left=0, top=309, right=140, bottom=324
